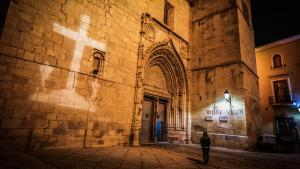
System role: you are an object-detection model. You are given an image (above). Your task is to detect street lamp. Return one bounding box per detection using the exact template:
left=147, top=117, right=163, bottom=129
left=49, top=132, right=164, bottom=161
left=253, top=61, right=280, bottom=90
left=224, top=90, right=230, bottom=101
left=224, top=90, right=232, bottom=113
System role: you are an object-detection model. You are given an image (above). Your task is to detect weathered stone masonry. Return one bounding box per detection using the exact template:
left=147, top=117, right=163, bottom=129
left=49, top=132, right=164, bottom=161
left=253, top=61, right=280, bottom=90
left=0, top=0, right=261, bottom=150
left=0, top=0, right=191, bottom=150
left=190, top=0, right=262, bottom=149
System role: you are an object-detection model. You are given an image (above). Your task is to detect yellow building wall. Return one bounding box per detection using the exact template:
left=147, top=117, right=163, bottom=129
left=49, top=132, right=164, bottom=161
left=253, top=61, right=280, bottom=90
left=256, top=38, right=300, bottom=135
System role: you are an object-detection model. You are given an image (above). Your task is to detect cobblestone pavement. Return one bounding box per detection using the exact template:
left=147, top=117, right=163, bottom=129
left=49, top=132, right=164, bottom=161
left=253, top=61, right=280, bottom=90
left=1, top=144, right=299, bottom=169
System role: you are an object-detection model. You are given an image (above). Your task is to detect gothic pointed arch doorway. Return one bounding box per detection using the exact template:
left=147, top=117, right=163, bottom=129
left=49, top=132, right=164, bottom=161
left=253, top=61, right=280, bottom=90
left=134, top=40, right=189, bottom=144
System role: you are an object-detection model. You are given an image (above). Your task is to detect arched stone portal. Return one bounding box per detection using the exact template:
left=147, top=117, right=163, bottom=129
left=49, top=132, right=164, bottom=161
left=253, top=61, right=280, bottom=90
left=131, top=40, right=189, bottom=144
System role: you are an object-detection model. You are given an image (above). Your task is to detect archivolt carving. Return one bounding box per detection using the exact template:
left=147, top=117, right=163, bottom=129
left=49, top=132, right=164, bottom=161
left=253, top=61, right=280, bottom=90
left=135, top=39, right=189, bottom=100
left=144, top=39, right=170, bottom=56
left=145, top=48, right=187, bottom=95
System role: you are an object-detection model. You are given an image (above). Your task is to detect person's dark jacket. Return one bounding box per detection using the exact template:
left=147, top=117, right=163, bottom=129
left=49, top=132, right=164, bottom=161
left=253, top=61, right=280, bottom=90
left=200, top=136, right=211, bottom=148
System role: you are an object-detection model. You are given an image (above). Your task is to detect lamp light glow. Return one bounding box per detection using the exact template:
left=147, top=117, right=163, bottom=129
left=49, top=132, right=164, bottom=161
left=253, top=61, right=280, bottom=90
left=224, top=90, right=230, bottom=100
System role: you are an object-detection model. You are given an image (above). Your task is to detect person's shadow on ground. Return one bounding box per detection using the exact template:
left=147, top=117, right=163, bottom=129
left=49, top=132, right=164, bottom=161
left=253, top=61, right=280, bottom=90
left=187, top=157, right=206, bottom=165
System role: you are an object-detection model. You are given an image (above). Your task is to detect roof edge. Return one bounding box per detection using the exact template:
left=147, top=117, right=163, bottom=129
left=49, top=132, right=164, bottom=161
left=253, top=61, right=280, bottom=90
left=255, top=34, right=300, bottom=52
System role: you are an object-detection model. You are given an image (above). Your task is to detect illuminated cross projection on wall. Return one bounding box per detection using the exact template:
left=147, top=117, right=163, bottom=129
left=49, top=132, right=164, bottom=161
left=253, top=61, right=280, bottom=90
left=29, top=15, right=106, bottom=110
left=53, top=15, right=106, bottom=74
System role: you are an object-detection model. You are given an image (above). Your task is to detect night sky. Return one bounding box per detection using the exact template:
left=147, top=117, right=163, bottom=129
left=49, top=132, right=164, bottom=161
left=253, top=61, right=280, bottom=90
left=251, top=1, right=300, bottom=47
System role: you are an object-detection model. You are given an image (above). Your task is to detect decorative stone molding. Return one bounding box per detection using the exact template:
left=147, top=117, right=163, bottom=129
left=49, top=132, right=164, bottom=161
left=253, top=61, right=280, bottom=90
left=142, top=17, right=156, bottom=43
left=131, top=13, right=191, bottom=145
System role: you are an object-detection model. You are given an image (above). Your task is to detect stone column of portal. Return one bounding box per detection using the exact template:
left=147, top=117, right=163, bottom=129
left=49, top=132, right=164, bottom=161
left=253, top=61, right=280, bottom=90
left=178, top=94, right=183, bottom=128
left=172, top=95, right=177, bottom=129
left=131, top=71, right=143, bottom=146
left=170, top=95, right=175, bottom=127
left=131, top=14, right=148, bottom=146
left=190, top=0, right=262, bottom=149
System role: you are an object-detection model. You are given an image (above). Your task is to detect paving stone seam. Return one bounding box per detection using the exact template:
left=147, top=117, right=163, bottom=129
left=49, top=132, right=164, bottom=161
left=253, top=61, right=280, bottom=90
left=27, top=152, right=59, bottom=169
left=119, top=148, right=130, bottom=169
left=64, top=149, right=99, bottom=169
left=93, top=147, right=116, bottom=169
left=153, top=151, right=163, bottom=169
left=169, top=150, right=203, bottom=169
left=140, top=148, right=144, bottom=169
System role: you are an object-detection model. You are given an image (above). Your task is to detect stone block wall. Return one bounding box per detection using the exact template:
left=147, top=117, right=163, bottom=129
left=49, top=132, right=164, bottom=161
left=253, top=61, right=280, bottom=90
left=193, top=131, right=248, bottom=149
left=190, top=64, right=247, bottom=144
left=190, top=0, right=262, bottom=149
left=237, top=0, right=262, bottom=148
left=236, top=0, right=256, bottom=72
left=0, top=53, right=135, bottom=150
left=190, top=0, right=241, bottom=69
left=0, top=0, right=260, bottom=150
left=0, top=0, right=190, bottom=150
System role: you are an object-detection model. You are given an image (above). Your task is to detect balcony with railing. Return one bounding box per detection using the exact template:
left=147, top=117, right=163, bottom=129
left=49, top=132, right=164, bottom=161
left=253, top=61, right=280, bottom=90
left=269, top=95, right=293, bottom=106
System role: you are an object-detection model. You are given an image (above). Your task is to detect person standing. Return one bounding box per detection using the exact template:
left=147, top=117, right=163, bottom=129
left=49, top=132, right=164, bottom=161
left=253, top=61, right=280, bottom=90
left=200, top=131, right=211, bottom=165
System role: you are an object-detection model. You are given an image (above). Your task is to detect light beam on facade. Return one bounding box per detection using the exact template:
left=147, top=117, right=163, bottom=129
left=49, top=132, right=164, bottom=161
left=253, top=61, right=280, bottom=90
left=53, top=15, right=106, bottom=74
left=29, top=15, right=106, bottom=110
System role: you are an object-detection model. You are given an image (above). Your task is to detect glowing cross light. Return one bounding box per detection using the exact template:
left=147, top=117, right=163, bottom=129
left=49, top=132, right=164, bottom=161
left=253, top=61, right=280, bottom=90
left=28, top=15, right=106, bottom=110
left=53, top=15, right=106, bottom=73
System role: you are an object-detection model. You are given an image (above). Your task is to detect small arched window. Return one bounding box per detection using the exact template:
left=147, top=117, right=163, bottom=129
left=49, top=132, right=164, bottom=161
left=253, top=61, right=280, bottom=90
left=92, top=49, right=105, bottom=76
left=273, top=54, right=283, bottom=68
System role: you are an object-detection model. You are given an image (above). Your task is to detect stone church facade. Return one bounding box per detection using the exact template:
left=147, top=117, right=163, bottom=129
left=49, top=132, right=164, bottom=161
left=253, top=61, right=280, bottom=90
left=0, top=0, right=262, bottom=150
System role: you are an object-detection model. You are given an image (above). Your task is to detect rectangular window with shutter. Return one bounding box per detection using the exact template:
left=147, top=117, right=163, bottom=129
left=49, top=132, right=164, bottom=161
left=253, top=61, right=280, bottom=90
left=0, top=0, right=10, bottom=36
left=164, top=1, right=174, bottom=29
left=273, top=79, right=292, bottom=104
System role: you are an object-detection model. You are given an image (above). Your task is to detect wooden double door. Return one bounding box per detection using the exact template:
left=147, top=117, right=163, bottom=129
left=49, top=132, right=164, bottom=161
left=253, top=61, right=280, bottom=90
left=275, top=117, right=295, bottom=141
left=140, top=96, right=168, bottom=143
